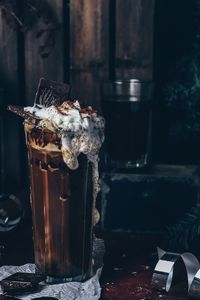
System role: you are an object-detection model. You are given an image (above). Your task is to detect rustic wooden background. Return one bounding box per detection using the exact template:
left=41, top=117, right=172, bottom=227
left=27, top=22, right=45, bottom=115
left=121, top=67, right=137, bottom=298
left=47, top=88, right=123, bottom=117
left=0, top=0, right=155, bottom=193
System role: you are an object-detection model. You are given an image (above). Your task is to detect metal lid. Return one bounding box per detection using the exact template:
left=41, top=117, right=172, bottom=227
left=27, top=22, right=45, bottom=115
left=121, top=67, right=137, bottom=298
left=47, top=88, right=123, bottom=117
left=101, top=79, right=153, bottom=102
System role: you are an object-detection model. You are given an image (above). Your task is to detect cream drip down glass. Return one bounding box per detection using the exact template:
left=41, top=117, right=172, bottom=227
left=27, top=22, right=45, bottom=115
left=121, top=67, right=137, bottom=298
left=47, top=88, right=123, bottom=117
left=9, top=99, right=104, bottom=283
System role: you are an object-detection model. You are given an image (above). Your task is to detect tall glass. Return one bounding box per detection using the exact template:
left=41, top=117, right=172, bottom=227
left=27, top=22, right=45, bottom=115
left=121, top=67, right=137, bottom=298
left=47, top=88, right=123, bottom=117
left=24, top=124, right=93, bottom=283
left=101, top=79, right=153, bottom=170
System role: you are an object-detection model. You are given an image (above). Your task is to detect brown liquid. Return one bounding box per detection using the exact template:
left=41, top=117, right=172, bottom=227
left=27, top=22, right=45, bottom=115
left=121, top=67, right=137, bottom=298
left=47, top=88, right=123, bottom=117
left=27, top=145, right=93, bottom=280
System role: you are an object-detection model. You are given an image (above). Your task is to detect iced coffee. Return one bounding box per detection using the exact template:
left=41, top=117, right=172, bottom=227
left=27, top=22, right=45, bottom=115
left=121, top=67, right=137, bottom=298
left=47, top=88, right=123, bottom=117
left=9, top=100, right=104, bottom=282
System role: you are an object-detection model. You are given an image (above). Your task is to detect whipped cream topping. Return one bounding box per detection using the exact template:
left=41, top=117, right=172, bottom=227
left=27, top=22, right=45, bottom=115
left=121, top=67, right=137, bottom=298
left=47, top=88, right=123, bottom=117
left=24, top=100, right=105, bottom=170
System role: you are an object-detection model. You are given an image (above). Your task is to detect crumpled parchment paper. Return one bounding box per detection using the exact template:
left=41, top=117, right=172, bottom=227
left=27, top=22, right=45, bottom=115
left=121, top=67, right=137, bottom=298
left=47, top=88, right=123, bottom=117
left=0, top=238, right=105, bottom=300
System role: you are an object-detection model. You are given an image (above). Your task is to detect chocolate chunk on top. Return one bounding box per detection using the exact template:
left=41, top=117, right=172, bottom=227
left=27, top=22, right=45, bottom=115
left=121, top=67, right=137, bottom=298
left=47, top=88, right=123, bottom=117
left=35, top=78, right=71, bottom=107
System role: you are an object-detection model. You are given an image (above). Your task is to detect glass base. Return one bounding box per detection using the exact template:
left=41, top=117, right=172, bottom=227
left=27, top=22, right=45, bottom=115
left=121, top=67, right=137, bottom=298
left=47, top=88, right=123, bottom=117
left=45, top=273, right=88, bottom=284
left=109, top=155, right=149, bottom=172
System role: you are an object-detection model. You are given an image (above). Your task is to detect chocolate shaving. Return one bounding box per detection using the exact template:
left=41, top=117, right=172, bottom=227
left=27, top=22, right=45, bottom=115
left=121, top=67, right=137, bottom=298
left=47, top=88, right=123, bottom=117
left=35, top=78, right=71, bottom=107
left=80, top=107, right=96, bottom=115
left=7, top=105, right=40, bottom=125
left=28, top=127, right=61, bottom=149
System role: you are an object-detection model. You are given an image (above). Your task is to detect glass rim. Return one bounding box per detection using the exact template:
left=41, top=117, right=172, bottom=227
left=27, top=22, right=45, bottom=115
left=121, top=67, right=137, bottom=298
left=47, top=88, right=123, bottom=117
left=101, top=79, right=153, bottom=85
left=101, top=79, right=154, bottom=101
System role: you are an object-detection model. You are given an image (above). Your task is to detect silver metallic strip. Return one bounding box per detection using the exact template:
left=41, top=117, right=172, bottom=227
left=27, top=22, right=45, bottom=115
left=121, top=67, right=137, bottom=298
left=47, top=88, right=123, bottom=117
left=152, top=250, right=181, bottom=292
left=152, top=248, right=200, bottom=297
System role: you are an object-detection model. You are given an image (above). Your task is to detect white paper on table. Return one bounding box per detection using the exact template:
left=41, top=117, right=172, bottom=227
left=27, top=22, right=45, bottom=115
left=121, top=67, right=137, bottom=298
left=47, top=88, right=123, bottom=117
left=0, top=238, right=105, bottom=300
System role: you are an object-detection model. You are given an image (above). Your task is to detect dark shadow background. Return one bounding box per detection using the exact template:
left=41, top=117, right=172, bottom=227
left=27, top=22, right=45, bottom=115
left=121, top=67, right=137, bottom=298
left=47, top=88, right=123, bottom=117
left=1, top=0, right=199, bottom=190
left=153, top=0, right=200, bottom=164
left=1, top=0, right=200, bottom=258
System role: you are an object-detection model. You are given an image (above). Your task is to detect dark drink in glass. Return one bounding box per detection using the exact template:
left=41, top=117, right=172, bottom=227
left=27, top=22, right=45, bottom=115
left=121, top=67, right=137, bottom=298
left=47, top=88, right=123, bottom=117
left=101, top=80, right=153, bottom=170
left=8, top=97, right=105, bottom=283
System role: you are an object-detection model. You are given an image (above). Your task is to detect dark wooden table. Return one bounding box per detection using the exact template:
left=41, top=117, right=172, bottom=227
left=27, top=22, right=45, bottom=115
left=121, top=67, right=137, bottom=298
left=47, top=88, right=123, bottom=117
left=99, top=234, right=188, bottom=300
left=0, top=226, right=190, bottom=300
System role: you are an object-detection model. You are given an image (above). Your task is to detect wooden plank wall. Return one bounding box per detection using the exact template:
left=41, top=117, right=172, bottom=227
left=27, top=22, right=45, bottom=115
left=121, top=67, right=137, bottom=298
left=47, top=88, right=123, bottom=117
left=70, top=0, right=109, bottom=110
left=0, top=0, right=155, bottom=193
left=116, top=0, right=155, bottom=79
left=25, top=0, right=65, bottom=105
left=0, top=0, right=21, bottom=191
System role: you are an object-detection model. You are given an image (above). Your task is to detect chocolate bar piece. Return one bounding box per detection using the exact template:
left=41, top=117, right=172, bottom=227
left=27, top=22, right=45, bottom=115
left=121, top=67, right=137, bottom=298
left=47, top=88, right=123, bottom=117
left=0, top=295, right=20, bottom=300
left=35, top=78, right=71, bottom=107
left=0, top=272, right=44, bottom=294
left=7, top=105, right=40, bottom=125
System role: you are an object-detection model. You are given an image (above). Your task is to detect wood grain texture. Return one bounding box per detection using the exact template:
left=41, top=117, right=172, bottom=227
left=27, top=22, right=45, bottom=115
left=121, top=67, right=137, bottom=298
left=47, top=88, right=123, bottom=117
left=0, top=5, right=21, bottom=190
left=116, top=0, right=155, bottom=79
left=0, top=0, right=156, bottom=192
left=24, top=0, right=65, bottom=105
left=70, top=0, right=109, bottom=110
